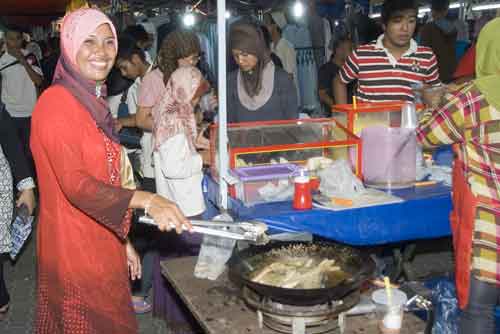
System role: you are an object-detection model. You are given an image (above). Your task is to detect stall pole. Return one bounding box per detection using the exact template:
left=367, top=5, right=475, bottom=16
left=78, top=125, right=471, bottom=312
left=217, top=0, right=229, bottom=210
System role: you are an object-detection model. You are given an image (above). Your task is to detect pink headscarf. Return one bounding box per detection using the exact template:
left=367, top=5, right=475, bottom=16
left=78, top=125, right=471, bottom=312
left=53, top=8, right=119, bottom=142
left=153, top=66, right=209, bottom=151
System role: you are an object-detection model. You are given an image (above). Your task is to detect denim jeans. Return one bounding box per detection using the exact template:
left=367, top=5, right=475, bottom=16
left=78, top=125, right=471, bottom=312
left=459, top=275, right=500, bottom=334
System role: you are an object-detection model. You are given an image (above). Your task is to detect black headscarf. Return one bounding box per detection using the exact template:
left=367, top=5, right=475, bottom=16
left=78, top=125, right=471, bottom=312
left=230, top=21, right=271, bottom=97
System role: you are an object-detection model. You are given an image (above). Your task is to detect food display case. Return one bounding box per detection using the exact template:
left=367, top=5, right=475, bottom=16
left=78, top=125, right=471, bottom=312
left=209, top=118, right=362, bottom=182
left=331, top=102, right=424, bottom=135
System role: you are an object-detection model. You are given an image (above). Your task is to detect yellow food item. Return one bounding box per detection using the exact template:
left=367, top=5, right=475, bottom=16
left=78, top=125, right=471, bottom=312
left=331, top=197, right=354, bottom=207
left=250, top=257, right=342, bottom=289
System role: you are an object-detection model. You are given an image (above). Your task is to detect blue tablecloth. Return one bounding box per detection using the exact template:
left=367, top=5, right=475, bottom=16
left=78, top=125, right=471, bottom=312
left=204, top=175, right=452, bottom=246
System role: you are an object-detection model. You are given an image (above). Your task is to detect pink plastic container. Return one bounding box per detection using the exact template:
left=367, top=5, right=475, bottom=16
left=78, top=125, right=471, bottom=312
left=361, top=126, right=416, bottom=189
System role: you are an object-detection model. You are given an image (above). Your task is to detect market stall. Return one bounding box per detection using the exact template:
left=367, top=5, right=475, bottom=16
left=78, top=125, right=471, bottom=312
left=204, top=175, right=452, bottom=246
left=1, top=1, right=473, bottom=333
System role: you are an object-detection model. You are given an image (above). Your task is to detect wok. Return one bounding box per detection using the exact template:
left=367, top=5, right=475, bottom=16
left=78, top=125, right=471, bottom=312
left=227, top=241, right=375, bottom=306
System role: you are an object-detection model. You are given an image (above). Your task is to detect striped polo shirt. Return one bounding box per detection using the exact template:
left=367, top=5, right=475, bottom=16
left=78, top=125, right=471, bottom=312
left=339, top=34, right=441, bottom=102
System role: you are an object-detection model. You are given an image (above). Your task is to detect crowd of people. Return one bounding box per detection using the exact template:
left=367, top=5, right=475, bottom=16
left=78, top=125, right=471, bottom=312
left=0, top=0, right=499, bottom=333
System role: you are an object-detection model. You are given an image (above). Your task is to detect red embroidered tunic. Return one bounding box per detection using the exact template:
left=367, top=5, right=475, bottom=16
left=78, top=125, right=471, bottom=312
left=31, top=85, right=137, bottom=333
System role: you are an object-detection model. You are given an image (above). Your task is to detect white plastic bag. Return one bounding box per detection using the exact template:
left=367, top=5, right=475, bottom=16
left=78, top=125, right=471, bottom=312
left=318, top=159, right=365, bottom=198
left=194, top=213, right=236, bottom=280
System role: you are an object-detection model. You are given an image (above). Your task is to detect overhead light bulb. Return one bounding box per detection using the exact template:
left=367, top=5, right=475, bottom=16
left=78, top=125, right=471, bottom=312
left=183, top=11, right=196, bottom=27
left=292, top=1, right=305, bottom=18
left=418, top=6, right=431, bottom=14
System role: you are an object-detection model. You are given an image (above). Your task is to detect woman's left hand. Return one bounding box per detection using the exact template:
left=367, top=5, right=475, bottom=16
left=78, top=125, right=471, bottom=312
left=126, top=241, right=141, bottom=281
left=16, top=188, right=36, bottom=216
left=195, top=130, right=210, bottom=150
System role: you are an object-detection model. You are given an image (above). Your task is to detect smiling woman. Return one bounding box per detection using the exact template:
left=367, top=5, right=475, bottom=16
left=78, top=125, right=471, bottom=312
left=76, top=24, right=117, bottom=82
left=30, top=8, right=190, bottom=334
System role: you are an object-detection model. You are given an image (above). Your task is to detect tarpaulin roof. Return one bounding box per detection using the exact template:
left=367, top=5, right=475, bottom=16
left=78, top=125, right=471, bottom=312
left=0, top=0, right=344, bottom=28
left=1, top=0, right=70, bottom=16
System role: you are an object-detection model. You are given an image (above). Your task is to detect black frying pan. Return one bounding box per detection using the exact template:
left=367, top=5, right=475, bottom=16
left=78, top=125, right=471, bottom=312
left=227, top=241, right=375, bottom=306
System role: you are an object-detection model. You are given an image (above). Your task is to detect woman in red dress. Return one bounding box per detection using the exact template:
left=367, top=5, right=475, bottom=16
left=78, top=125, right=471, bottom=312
left=30, top=9, right=190, bottom=333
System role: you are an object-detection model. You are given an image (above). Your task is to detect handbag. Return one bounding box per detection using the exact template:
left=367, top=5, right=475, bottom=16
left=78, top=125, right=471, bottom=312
left=117, top=89, right=143, bottom=149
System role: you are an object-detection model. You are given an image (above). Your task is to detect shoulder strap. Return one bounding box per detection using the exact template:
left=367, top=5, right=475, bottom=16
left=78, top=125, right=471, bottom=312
left=0, top=60, right=20, bottom=73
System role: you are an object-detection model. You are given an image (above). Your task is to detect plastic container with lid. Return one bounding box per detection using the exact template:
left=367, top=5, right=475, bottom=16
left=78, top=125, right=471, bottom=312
left=231, top=164, right=298, bottom=207
left=361, top=126, right=417, bottom=189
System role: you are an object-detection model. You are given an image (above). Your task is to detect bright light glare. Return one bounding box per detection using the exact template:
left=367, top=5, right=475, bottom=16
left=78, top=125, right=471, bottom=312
left=369, top=2, right=464, bottom=19
left=225, top=10, right=231, bottom=19
left=292, top=1, right=305, bottom=18
left=183, top=12, right=196, bottom=27
left=419, top=6, right=431, bottom=14
left=472, top=3, right=500, bottom=11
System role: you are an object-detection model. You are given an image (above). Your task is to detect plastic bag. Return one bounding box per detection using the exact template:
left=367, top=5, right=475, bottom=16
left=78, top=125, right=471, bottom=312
left=194, top=213, right=236, bottom=280
left=431, top=279, right=459, bottom=334
left=318, top=159, right=365, bottom=198
left=258, top=179, right=294, bottom=202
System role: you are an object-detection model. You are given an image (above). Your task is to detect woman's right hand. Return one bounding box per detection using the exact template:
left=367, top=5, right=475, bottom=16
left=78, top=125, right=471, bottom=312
left=146, top=195, right=191, bottom=234
left=16, top=188, right=36, bottom=216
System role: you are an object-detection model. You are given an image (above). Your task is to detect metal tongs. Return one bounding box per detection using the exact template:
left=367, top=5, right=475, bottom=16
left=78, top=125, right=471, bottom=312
left=138, top=216, right=270, bottom=244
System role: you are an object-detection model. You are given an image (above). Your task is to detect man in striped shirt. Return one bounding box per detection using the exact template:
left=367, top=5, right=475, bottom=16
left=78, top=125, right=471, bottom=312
left=334, top=0, right=441, bottom=104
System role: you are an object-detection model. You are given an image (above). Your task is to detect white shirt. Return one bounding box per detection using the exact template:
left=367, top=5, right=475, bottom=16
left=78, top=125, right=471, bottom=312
left=107, top=64, right=155, bottom=179
left=272, top=38, right=297, bottom=81
left=0, top=51, right=42, bottom=118
left=272, top=38, right=299, bottom=104
left=130, top=64, right=155, bottom=179
left=154, top=134, right=205, bottom=217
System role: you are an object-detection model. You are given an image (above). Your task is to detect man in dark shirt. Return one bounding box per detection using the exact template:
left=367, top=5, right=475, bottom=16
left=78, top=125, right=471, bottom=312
left=420, top=0, right=457, bottom=83
left=41, top=37, right=60, bottom=84
left=318, top=36, right=352, bottom=115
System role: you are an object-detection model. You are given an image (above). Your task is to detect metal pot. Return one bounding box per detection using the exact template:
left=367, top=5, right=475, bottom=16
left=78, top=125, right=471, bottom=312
left=227, top=241, right=375, bottom=306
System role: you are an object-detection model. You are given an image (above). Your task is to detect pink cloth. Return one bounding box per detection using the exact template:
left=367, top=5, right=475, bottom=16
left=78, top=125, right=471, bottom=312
left=60, top=8, right=118, bottom=67
left=54, top=8, right=119, bottom=142
left=152, top=66, right=208, bottom=151
left=138, top=68, right=165, bottom=108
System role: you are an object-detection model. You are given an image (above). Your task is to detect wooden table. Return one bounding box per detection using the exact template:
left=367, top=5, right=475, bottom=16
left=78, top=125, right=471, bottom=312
left=160, top=257, right=427, bottom=334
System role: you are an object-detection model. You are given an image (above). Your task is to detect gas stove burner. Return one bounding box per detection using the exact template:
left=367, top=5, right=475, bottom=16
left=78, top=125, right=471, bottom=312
left=243, top=287, right=360, bottom=334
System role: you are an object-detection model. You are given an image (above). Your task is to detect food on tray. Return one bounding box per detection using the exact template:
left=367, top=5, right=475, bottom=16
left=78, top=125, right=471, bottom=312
left=250, top=257, right=348, bottom=289
left=331, top=197, right=354, bottom=207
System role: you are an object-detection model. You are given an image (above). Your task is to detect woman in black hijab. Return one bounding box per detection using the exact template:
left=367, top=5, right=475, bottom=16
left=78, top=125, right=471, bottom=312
left=227, top=21, right=298, bottom=123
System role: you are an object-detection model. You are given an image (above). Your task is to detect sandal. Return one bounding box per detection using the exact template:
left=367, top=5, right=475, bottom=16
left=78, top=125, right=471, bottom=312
left=0, top=304, right=9, bottom=321
left=132, top=299, right=152, bottom=314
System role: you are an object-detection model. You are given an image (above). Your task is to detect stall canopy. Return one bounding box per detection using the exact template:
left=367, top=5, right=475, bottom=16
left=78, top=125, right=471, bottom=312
left=0, top=0, right=345, bottom=20
left=1, top=0, right=69, bottom=16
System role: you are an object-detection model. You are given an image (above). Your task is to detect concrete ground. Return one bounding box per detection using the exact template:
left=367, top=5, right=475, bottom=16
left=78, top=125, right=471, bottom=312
left=0, top=229, right=454, bottom=334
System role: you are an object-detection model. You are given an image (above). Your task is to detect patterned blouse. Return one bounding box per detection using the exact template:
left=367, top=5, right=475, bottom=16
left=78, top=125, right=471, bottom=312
left=417, top=82, right=500, bottom=284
